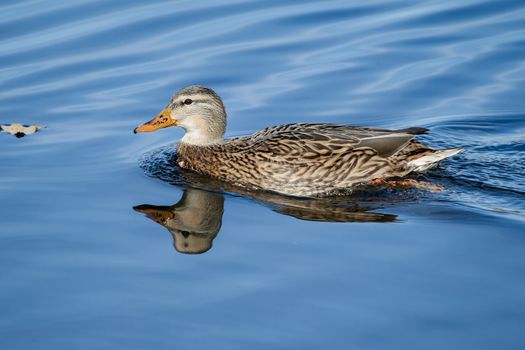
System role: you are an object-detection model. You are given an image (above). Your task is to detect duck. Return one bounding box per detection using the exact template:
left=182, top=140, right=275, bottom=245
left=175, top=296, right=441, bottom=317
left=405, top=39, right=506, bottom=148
left=134, top=86, right=463, bottom=197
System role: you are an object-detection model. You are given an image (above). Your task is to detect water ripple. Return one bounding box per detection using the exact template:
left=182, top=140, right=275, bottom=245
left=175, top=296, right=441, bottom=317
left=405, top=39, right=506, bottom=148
left=1, top=0, right=524, bottom=217
left=2, top=1, right=525, bottom=348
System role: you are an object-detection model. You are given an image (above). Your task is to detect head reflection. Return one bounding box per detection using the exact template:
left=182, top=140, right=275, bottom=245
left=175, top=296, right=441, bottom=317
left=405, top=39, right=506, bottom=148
left=134, top=187, right=397, bottom=255
left=134, top=189, right=223, bottom=254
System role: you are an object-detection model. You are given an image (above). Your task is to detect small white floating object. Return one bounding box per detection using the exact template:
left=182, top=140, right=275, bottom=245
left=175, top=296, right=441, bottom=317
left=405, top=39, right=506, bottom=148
left=0, top=123, right=44, bottom=138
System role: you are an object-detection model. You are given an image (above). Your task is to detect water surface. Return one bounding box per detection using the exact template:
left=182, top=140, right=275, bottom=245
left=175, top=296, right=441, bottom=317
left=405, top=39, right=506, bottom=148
left=1, top=1, right=525, bottom=349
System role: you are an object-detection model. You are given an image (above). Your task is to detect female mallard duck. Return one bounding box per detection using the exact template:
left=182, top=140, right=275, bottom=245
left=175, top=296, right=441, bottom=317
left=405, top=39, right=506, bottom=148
left=134, top=86, right=462, bottom=197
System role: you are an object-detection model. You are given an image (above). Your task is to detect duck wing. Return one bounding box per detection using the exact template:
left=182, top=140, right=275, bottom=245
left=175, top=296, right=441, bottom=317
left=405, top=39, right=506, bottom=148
left=227, top=123, right=418, bottom=161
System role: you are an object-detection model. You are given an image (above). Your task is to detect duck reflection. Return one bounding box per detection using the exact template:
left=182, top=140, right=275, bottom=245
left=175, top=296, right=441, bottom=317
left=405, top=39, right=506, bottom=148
left=134, top=190, right=223, bottom=254
left=134, top=187, right=396, bottom=255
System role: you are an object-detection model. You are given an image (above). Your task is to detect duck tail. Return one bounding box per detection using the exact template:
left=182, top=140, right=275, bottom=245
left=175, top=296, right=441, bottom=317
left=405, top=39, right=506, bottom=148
left=407, top=147, right=463, bottom=172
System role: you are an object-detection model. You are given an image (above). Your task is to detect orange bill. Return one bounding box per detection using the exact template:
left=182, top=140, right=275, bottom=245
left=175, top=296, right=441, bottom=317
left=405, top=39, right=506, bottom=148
left=134, top=108, right=175, bottom=133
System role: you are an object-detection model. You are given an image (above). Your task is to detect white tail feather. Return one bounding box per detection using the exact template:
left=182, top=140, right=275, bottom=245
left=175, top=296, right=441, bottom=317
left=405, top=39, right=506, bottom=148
left=408, top=148, right=463, bottom=172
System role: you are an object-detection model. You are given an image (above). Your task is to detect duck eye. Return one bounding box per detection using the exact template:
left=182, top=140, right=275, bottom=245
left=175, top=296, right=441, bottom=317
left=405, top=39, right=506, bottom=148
left=183, top=99, right=193, bottom=105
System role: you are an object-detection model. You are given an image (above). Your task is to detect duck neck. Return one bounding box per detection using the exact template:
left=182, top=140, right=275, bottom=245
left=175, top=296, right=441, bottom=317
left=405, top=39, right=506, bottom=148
left=178, top=111, right=226, bottom=146
left=180, top=130, right=223, bottom=146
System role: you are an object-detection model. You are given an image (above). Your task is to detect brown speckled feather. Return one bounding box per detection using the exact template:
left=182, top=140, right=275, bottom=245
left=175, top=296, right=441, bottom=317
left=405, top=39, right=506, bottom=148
left=136, top=86, right=462, bottom=197
left=177, top=123, right=428, bottom=196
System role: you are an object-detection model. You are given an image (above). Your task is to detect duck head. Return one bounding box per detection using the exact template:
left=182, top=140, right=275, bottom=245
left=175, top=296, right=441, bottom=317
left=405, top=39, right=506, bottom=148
left=134, top=85, right=227, bottom=145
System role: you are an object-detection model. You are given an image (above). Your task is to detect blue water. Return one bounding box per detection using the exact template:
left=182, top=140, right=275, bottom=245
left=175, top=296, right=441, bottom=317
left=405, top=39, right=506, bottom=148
left=1, top=1, right=525, bottom=349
